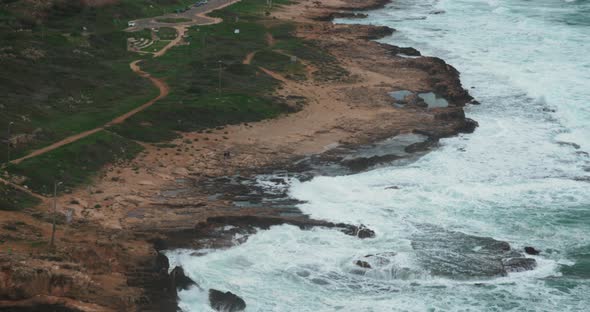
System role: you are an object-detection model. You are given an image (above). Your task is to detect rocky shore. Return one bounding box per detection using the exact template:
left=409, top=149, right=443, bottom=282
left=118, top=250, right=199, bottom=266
left=0, top=0, right=505, bottom=311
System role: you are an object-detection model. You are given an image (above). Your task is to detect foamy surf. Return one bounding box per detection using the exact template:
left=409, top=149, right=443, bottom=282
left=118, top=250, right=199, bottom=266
left=171, top=0, right=590, bottom=310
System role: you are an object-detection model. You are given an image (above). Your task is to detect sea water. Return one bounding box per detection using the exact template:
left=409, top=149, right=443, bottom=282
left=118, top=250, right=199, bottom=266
left=168, top=0, right=590, bottom=310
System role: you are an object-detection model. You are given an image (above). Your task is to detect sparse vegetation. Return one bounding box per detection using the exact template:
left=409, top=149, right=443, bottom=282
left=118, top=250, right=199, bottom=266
left=0, top=184, right=40, bottom=211
left=6, top=131, right=143, bottom=195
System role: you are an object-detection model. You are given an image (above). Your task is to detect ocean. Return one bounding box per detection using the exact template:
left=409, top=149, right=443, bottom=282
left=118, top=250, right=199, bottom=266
left=168, top=0, right=590, bottom=310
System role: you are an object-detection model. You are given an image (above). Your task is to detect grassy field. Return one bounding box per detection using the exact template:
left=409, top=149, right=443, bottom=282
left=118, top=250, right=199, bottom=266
left=5, top=131, right=143, bottom=195
left=1, top=0, right=348, bottom=205
left=0, top=184, right=41, bottom=211
left=157, top=27, right=178, bottom=40
left=0, top=0, right=200, bottom=161
left=110, top=0, right=317, bottom=142
left=141, top=39, right=170, bottom=53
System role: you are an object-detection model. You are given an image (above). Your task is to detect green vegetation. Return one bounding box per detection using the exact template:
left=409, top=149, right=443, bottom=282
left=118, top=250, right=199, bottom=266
left=157, top=27, right=178, bottom=40
left=0, top=184, right=40, bottom=211
left=141, top=39, right=170, bottom=52
left=111, top=0, right=313, bottom=141
left=6, top=131, right=143, bottom=195
left=0, top=0, right=204, bottom=160
left=156, top=17, right=191, bottom=23
left=251, top=50, right=307, bottom=81
left=0, top=0, right=349, bottom=210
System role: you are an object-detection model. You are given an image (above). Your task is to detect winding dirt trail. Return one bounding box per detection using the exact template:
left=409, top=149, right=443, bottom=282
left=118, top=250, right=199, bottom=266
left=9, top=1, right=237, bottom=167
left=243, top=51, right=258, bottom=64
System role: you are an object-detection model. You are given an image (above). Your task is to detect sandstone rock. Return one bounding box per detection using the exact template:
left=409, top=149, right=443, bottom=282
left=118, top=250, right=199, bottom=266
left=172, top=167, right=189, bottom=176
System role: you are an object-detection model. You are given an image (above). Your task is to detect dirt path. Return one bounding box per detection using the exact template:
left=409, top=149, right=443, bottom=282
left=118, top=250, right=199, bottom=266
left=153, top=26, right=186, bottom=58
left=243, top=51, right=258, bottom=64
left=9, top=1, right=237, bottom=167
left=10, top=64, right=169, bottom=166
left=0, top=177, right=47, bottom=200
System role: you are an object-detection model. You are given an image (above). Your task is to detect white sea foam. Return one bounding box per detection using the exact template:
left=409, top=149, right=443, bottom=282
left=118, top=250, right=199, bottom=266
left=173, top=0, right=590, bottom=310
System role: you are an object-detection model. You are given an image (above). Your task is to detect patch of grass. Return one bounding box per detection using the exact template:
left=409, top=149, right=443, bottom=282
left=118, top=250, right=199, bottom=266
left=112, top=0, right=316, bottom=142
left=109, top=122, right=180, bottom=142
left=30, top=241, right=47, bottom=248
left=0, top=183, right=40, bottom=211
left=6, top=131, right=143, bottom=195
left=141, top=39, right=170, bottom=52
left=157, top=27, right=178, bottom=40
left=251, top=50, right=306, bottom=80
left=0, top=0, right=197, bottom=160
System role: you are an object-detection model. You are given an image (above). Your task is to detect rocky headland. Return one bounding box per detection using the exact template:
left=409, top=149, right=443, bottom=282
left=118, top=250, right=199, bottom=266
left=0, top=0, right=523, bottom=311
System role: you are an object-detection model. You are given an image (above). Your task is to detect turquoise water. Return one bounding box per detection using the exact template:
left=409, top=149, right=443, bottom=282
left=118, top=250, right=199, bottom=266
left=168, top=0, right=590, bottom=310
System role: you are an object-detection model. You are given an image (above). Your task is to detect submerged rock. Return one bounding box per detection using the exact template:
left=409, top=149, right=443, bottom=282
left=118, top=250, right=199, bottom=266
left=502, top=258, right=537, bottom=272
left=411, top=224, right=536, bottom=279
left=524, top=246, right=541, bottom=255
left=355, top=260, right=372, bottom=269
left=342, top=224, right=375, bottom=239
left=209, top=289, right=246, bottom=312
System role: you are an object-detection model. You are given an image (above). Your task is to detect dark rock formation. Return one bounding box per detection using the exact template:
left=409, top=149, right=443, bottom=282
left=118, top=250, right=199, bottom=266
left=201, top=216, right=375, bottom=239
left=342, top=224, right=376, bottom=238
left=155, top=252, right=170, bottom=273
left=355, top=260, right=372, bottom=269
left=342, top=154, right=402, bottom=172
left=457, top=118, right=479, bottom=134
left=312, top=12, right=369, bottom=21
left=209, top=289, right=246, bottom=312
left=170, top=266, right=196, bottom=291
left=360, top=26, right=395, bottom=40
left=411, top=224, right=536, bottom=278
left=380, top=43, right=421, bottom=57
left=524, top=247, right=541, bottom=255
left=502, top=258, right=537, bottom=272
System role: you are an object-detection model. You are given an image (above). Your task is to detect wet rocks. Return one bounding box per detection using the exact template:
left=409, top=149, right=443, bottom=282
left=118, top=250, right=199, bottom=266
left=169, top=266, right=196, bottom=291
left=342, top=154, right=401, bottom=172
left=411, top=224, right=536, bottom=279
left=457, top=118, right=479, bottom=134
left=361, top=26, right=395, bottom=40
left=312, top=12, right=369, bottom=22
left=380, top=43, right=421, bottom=57
left=201, top=216, right=375, bottom=239
left=209, top=289, right=246, bottom=312
left=502, top=258, right=537, bottom=273
left=524, top=246, right=541, bottom=255
left=355, top=260, right=372, bottom=269
left=342, top=224, right=376, bottom=239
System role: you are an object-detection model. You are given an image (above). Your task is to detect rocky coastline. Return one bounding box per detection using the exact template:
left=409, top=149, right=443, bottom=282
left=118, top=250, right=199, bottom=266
left=0, top=0, right=521, bottom=311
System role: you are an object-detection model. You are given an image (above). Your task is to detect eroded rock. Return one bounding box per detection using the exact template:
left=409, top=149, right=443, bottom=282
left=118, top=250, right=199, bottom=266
left=524, top=247, right=541, bottom=255
left=209, top=289, right=246, bottom=312
left=170, top=266, right=196, bottom=291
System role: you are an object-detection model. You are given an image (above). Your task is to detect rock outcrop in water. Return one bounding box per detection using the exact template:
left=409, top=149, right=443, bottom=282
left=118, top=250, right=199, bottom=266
left=169, top=266, right=196, bottom=291
left=411, top=224, right=537, bottom=278
left=209, top=289, right=246, bottom=312
left=524, top=246, right=541, bottom=255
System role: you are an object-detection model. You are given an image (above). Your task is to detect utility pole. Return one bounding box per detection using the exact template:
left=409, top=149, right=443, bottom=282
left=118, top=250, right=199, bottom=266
left=218, top=60, right=222, bottom=96
left=6, top=121, right=13, bottom=163
left=49, top=181, right=63, bottom=249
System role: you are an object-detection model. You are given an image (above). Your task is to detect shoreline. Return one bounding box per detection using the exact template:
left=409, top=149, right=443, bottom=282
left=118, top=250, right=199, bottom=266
left=1, top=0, right=479, bottom=310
